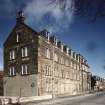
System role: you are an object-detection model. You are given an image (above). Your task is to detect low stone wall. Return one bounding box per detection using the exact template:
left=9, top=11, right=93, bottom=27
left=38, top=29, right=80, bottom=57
left=0, top=95, right=52, bottom=105
left=20, top=95, right=52, bottom=103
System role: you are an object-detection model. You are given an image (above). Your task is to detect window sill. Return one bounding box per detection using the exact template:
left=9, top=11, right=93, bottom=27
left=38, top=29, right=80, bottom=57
left=21, top=56, right=29, bottom=58
left=8, top=59, right=16, bottom=62
left=21, top=74, right=30, bottom=76
left=21, top=57, right=30, bottom=61
left=9, top=75, right=16, bottom=77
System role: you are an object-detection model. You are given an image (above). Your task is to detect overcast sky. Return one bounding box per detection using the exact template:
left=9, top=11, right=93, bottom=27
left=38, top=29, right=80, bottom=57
left=0, top=0, right=105, bottom=78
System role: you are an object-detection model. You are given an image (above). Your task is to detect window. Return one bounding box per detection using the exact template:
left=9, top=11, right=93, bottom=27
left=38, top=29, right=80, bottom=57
left=70, top=61, right=73, bottom=68
left=54, top=53, right=58, bottom=62
left=61, top=70, right=65, bottom=78
left=74, top=63, right=76, bottom=69
left=77, top=72, right=80, bottom=80
left=46, top=78, right=51, bottom=92
left=59, top=70, right=62, bottom=78
left=54, top=66, right=58, bottom=77
left=9, top=50, right=15, bottom=60
left=70, top=50, right=73, bottom=58
left=45, top=65, right=51, bottom=76
left=16, top=32, right=19, bottom=42
left=66, top=71, right=70, bottom=79
left=45, top=48, right=50, bottom=59
left=22, top=47, right=28, bottom=57
left=82, top=65, right=85, bottom=70
left=70, top=70, right=73, bottom=80
left=46, top=65, right=49, bottom=76
left=65, top=59, right=69, bottom=66
left=60, top=57, right=63, bottom=64
left=9, top=66, right=15, bottom=76
left=60, top=57, right=65, bottom=64
left=21, top=64, right=28, bottom=75
left=77, top=65, right=79, bottom=70
left=16, top=31, right=21, bottom=42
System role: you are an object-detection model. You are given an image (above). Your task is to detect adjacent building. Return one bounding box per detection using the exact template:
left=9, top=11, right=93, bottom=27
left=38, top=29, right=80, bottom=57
left=91, top=75, right=105, bottom=91
left=0, top=71, right=3, bottom=96
left=3, top=11, right=91, bottom=97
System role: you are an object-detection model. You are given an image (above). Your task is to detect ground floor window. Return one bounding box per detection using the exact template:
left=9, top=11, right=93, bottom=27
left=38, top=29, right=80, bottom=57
left=21, top=64, right=28, bottom=75
left=9, top=66, right=15, bottom=76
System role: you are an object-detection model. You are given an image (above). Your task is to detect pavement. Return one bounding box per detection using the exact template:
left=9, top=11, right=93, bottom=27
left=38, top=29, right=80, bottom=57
left=21, top=92, right=105, bottom=105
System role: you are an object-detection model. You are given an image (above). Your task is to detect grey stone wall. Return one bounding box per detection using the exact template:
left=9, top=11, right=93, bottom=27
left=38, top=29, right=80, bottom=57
left=4, top=23, right=38, bottom=76
left=3, top=74, right=38, bottom=97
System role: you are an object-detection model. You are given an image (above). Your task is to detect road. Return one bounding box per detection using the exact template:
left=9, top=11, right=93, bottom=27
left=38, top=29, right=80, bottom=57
left=23, top=92, right=105, bottom=105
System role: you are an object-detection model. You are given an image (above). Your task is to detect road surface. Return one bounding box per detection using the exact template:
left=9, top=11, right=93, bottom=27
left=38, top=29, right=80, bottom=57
left=23, top=92, right=105, bottom=105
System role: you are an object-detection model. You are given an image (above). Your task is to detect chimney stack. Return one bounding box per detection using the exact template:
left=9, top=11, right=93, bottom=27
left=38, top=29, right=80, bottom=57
left=41, top=29, right=50, bottom=41
left=16, top=11, right=25, bottom=24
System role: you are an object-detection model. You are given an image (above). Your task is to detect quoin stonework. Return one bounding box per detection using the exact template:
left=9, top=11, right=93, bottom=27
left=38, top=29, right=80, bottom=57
left=3, top=11, right=92, bottom=97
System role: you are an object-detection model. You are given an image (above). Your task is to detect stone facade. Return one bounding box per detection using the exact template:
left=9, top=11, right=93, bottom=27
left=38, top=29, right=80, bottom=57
left=4, top=11, right=38, bottom=97
left=3, top=11, right=91, bottom=97
left=37, top=34, right=91, bottom=96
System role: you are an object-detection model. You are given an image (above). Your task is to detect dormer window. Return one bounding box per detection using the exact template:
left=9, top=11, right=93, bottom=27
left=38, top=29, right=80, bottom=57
left=9, top=66, right=15, bottom=76
left=61, top=44, right=63, bottom=52
left=73, top=52, right=75, bottom=59
left=55, top=39, right=57, bottom=46
left=70, top=50, right=73, bottom=58
left=21, top=64, right=28, bottom=75
left=22, top=47, right=28, bottom=57
left=67, top=48, right=69, bottom=55
left=9, top=50, right=15, bottom=60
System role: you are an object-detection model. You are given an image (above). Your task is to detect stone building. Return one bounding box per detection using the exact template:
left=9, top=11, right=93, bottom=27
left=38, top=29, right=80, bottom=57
left=91, top=75, right=105, bottom=91
left=3, top=11, right=91, bottom=97
left=0, top=71, right=3, bottom=96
